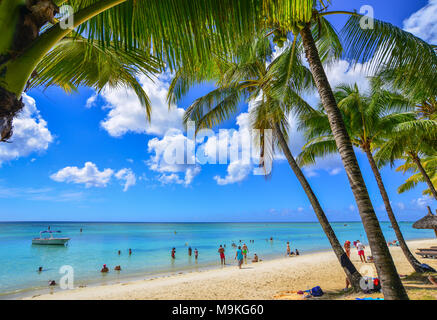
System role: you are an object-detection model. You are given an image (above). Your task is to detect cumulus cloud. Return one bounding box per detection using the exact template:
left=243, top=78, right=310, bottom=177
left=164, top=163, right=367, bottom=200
left=0, top=94, right=53, bottom=165
left=146, top=129, right=201, bottom=186
left=403, top=0, right=437, bottom=43
left=99, top=73, right=185, bottom=137
left=214, top=159, right=252, bottom=185
left=115, top=168, right=137, bottom=191
left=50, top=162, right=114, bottom=188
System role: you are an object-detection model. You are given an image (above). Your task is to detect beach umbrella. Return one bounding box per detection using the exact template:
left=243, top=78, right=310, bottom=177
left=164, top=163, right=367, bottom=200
left=413, top=206, right=437, bottom=238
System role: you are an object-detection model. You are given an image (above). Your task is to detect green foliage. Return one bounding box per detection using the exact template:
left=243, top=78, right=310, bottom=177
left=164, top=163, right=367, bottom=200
left=28, top=34, right=161, bottom=120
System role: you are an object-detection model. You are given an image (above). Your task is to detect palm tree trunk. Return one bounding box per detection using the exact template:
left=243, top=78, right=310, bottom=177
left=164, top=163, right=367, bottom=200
left=411, top=154, right=437, bottom=200
left=273, top=122, right=362, bottom=291
left=300, top=24, right=408, bottom=300
left=363, top=145, right=427, bottom=273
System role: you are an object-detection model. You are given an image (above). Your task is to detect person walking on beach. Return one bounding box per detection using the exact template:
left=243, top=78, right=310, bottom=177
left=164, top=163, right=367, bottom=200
left=188, top=246, right=192, bottom=256
left=356, top=240, right=367, bottom=263
left=194, top=248, right=198, bottom=260
left=235, top=246, right=244, bottom=269
left=242, top=243, right=248, bottom=263
left=286, top=242, right=291, bottom=256
left=171, top=248, right=176, bottom=259
left=218, top=245, right=226, bottom=265
left=343, top=240, right=351, bottom=258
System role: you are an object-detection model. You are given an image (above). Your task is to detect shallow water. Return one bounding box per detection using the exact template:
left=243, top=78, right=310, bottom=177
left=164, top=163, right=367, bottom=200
left=0, top=221, right=433, bottom=297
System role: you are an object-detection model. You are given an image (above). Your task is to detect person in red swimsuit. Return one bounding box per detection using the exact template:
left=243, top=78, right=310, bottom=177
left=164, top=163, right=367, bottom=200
left=218, top=245, right=225, bottom=265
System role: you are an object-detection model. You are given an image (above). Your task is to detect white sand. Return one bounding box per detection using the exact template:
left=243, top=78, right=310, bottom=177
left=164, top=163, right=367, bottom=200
left=25, top=239, right=437, bottom=300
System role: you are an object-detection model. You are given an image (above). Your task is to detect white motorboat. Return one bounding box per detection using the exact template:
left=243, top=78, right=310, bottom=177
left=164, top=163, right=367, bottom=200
left=32, top=230, right=70, bottom=245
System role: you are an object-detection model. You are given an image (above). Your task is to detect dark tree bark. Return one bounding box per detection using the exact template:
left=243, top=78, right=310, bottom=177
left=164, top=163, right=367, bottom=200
left=0, top=0, right=59, bottom=142
left=273, top=122, right=362, bottom=291
left=412, top=154, right=437, bottom=200
left=300, top=24, right=408, bottom=300
left=363, top=144, right=430, bottom=273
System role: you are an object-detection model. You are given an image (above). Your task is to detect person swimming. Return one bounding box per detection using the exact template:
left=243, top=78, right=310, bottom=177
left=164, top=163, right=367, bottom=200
left=101, top=264, right=109, bottom=273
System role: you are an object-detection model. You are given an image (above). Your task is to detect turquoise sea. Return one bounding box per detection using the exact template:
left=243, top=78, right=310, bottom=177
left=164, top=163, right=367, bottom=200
left=0, top=221, right=434, bottom=298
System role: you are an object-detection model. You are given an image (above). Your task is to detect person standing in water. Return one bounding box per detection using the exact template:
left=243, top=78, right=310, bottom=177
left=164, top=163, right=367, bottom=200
left=286, top=242, right=291, bottom=256
left=242, top=243, right=248, bottom=263
left=188, top=247, right=192, bottom=256
left=171, top=248, right=176, bottom=259
left=129, top=248, right=132, bottom=255
left=194, top=248, right=198, bottom=260
left=235, top=246, right=244, bottom=269
left=218, top=245, right=226, bottom=265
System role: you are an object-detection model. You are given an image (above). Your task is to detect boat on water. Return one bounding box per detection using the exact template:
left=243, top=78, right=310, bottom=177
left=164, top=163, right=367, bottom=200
left=32, top=230, right=70, bottom=245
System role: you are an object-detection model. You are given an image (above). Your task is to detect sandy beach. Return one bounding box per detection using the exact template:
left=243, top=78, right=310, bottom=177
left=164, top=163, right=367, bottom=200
left=25, top=238, right=437, bottom=300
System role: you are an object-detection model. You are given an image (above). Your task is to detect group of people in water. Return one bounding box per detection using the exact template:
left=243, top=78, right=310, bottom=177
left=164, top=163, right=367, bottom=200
left=100, top=248, right=133, bottom=273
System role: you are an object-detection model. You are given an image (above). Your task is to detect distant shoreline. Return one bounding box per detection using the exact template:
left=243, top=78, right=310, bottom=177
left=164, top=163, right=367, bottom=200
left=18, top=238, right=437, bottom=300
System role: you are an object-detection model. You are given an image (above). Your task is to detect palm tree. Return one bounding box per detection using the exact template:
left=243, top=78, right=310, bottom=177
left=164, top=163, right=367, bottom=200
left=0, top=0, right=261, bottom=141
left=169, top=34, right=363, bottom=290
left=298, top=83, right=433, bottom=273
left=374, top=121, right=437, bottom=201
left=262, top=1, right=437, bottom=299
left=2, top=0, right=434, bottom=299
left=396, top=156, right=437, bottom=198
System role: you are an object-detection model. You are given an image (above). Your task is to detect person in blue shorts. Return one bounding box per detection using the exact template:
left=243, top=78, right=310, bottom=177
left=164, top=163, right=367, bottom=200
left=235, top=246, right=244, bottom=269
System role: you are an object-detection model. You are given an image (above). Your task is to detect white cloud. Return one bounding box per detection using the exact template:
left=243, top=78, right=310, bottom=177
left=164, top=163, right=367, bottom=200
left=403, top=0, right=437, bottom=43
left=146, top=129, right=201, bottom=186
left=397, top=202, right=406, bottom=210
left=115, top=168, right=136, bottom=191
left=50, top=162, right=114, bottom=188
left=411, top=196, right=433, bottom=208
left=0, top=94, right=53, bottom=165
left=85, top=93, right=98, bottom=108
left=99, top=73, right=184, bottom=137
left=214, top=160, right=252, bottom=185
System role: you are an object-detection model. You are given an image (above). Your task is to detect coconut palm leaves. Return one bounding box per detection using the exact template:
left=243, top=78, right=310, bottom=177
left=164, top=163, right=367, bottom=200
left=27, top=34, right=161, bottom=119
left=298, top=83, right=435, bottom=273
left=168, top=33, right=364, bottom=290
left=397, top=156, right=437, bottom=197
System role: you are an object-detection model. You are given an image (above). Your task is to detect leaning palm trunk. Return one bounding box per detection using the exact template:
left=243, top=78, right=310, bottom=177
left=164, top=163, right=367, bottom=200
left=411, top=155, right=437, bottom=200
left=273, top=122, right=362, bottom=291
left=363, top=145, right=428, bottom=273
left=300, top=25, right=408, bottom=300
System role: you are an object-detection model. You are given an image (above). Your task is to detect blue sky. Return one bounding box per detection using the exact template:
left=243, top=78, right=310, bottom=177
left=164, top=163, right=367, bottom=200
left=0, top=0, right=435, bottom=222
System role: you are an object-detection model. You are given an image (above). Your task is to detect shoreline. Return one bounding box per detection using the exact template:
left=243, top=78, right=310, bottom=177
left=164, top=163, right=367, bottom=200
left=22, top=238, right=437, bottom=300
